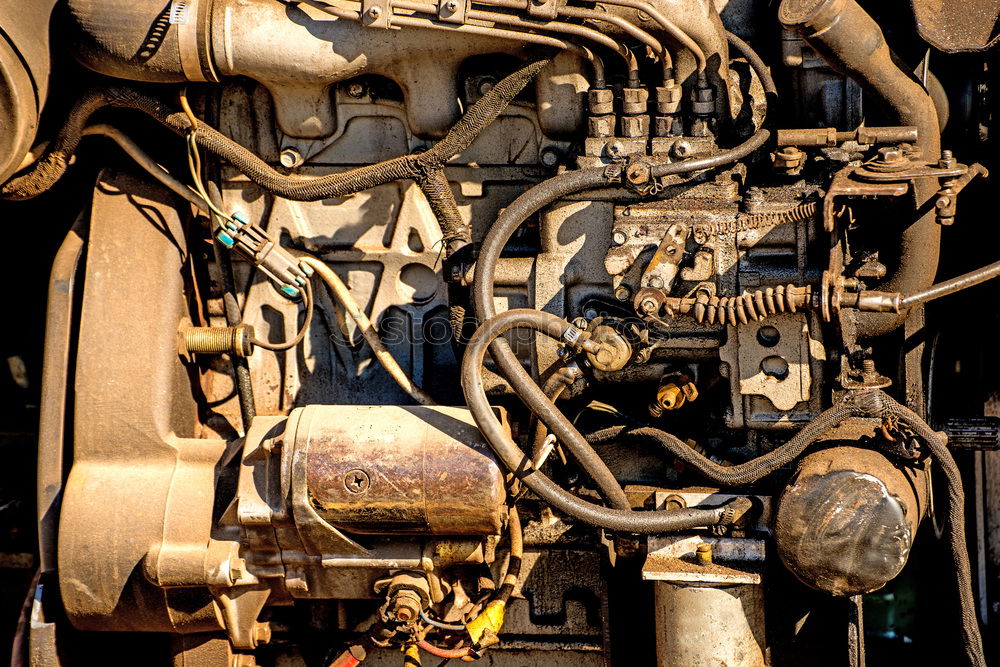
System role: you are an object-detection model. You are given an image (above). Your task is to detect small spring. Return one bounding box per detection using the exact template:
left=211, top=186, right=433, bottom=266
left=691, top=284, right=812, bottom=326
left=692, top=201, right=818, bottom=244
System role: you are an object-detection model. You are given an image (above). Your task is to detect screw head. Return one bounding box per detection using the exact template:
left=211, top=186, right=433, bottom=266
left=346, top=81, right=366, bottom=98
left=614, top=285, right=631, bottom=301
left=647, top=276, right=664, bottom=289
left=640, top=298, right=658, bottom=314
left=612, top=230, right=627, bottom=246
left=605, top=140, right=625, bottom=158
left=344, top=468, right=371, bottom=494
left=367, top=6, right=381, bottom=18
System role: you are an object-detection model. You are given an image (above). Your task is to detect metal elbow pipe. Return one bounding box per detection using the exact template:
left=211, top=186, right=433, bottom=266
left=779, top=0, right=941, bottom=337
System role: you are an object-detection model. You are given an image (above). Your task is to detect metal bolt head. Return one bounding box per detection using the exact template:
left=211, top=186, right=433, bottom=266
left=367, top=6, right=381, bottom=16
left=625, top=161, right=651, bottom=185
left=876, top=146, right=903, bottom=163
left=229, top=556, right=246, bottom=582
left=605, top=141, right=625, bottom=158
left=696, top=542, right=713, bottom=566
left=647, top=275, right=664, bottom=289
left=391, top=594, right=422, bottom=623
left=640, top=298, right=658, bottom=314
left=614, top=285, right=631, bottom=301
left=344, top=468, right=371, bottom=494
left=346, top=81, right=367, bottom=98
left=478, top=79, right=495, bottom=96
left=612, top=230, right=627, bottom=246
left=540, top=148, right=560, bottom=167
left=279, top=147, right=303, bottom=169
left=445, top=0, right=458, bottom=9
left=253, top=622, right=272, bottom=645
left=671, top=140, right=692, bottom=158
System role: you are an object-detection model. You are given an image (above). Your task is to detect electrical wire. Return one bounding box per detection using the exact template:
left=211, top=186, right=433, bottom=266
left=300, top=255, right=436, bottom=406
left=250, top=279, right=316, bottom=350
left=419, top=611, right=467, bottom=633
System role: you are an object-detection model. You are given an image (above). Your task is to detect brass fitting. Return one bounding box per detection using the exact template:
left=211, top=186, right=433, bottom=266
left=648, top=373, right=698, bottom=417
left=178, top=323, right=255, bottom=358
left=696, top=542, right=713, bottom=566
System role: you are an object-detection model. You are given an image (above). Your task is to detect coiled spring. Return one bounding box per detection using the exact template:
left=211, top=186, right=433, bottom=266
left=692, top=201, right=818, bottom=244
left=672, top=284, right=814, bottom=326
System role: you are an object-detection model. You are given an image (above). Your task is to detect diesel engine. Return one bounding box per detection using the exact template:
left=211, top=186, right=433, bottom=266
left=2, top=0, right=999, bottom=664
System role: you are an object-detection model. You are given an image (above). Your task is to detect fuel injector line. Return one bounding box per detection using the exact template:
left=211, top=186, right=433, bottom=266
left=461, top=307, right=754, bottom=533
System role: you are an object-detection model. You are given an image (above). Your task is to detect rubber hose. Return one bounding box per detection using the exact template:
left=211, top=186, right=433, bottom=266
left=461, top=307, right=753, bottom=533
left=470, top=130, right=772, bottom=465
left=586, top=407, right=856, bottom=487
left=472, top=308, right=629, bottom=508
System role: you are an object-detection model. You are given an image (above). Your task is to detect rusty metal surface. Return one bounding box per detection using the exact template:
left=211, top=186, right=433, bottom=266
left=291, top=405, right=506, bottom=535
left=909, top=0, right=1000, bottom=53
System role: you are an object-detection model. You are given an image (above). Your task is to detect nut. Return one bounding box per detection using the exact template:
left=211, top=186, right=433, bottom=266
left=279, top=147, right=303, bottom=169
left=696, top=542, right=713, bottom=566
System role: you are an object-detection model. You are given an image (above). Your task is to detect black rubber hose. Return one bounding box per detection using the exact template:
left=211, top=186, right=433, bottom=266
left=461, top=307, right=753, bottom=533
left=470, top=130, right=771, bottom=449
left=901, top=257, right=1000, bottom=308
left=1, top=59, right=548, bottom=201
left=472, top=309, right=629, bottom=509
left=726, top=31, right=777, bottom=97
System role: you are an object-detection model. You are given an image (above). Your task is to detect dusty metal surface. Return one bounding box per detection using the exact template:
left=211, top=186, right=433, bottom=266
left=774, top=446, right=929, bottom=597
left=1, top=0, right=996, bottom=663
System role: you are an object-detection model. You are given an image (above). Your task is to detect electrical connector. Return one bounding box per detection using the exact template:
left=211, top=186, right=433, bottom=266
left=215, top=213, right=312, bottom=298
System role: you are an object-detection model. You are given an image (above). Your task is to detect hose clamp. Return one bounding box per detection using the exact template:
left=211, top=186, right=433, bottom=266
left=173, top=0, right=219, bottom=82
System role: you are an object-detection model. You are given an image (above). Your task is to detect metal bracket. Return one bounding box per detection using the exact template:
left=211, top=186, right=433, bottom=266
left=437, top=0, right=467, bottom=24
left=361, top=0, right=392, bottom=28
left=527, top=0, right=561, bottom=20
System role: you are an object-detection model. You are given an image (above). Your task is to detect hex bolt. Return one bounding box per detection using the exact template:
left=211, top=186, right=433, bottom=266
left=344, top=468, right=371, bottom=494
left=696, top=542, right=713, bottom=566
left=939, top=149, right=955, bottom=168
left=612, top=230, right=627, bottom=246
left=876, top=146, right=902, bottom=164
left=279, top=147, right=303, bottom=169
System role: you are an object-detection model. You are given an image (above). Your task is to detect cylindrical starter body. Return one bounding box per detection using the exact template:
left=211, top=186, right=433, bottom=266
left=774, top=446, right=928, bottom=596
left=285, top=404, right=507, bottom=536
